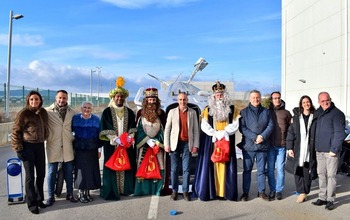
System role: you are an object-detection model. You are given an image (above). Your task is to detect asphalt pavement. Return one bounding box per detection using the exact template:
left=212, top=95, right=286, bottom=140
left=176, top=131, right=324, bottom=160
left=1, top=144, right=350, bottom=220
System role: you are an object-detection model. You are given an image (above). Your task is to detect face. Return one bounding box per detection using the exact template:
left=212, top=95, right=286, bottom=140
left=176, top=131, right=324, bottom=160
left=249, top=92, right=261, bottom=107
left=318, top=93, right=331, bottom=110
left=29, top=94, right=41, bottom=108
left=271, top=93, right=281, bottom=107
left=114, top=93, right=125, bottom=107
left=147, top=97, right=157, bottom=104
left=301, top=97, right=311, bottom=112
left=56, top=92, right=68, bottom=107
left=177, top=93, right=188, bottom=110
left=81, top=103, right=92, bottom=117
left=214, top=92, right=224, bottom=100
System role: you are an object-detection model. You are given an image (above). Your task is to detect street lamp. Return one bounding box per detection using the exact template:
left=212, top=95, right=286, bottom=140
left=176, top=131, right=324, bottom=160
left=90, top=69, right=96, bottom=102
left=5, top=10, right=23, bottom=120
left=96, top=66, right=102, bottom=108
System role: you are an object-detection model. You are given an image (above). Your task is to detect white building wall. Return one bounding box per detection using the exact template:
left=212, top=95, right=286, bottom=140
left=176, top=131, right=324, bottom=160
left=282, top=0, right=349, bottom=116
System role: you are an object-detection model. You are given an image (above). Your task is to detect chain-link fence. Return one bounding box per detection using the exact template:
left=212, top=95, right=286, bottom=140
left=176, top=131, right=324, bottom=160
left=0, top=83, right=111, bottom=122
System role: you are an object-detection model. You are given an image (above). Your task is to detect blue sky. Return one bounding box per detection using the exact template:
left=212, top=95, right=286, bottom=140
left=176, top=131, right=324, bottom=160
left=0, top=0, right=281, bottom=96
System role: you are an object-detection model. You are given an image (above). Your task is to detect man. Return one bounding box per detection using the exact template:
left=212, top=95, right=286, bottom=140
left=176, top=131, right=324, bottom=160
left=45, top=90, right=77, bottom=206
left=267, top=91, right=292, bottom=200
left=99, top=77, right=137, bottom=200
left=239, top=90, right=274, bottom=201
left=312, top=92, right=346, bottom=210
left=164, top=92, right=199, bottom=201
left=134, top=87, right=168, bottom=196
left=194, top=81, right=240, bottom=201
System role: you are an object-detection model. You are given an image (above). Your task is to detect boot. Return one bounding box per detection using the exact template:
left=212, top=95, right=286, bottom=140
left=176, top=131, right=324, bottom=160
left=85, top=190, right=93, bottom=202
left=78, top=190, right=88, bottom=203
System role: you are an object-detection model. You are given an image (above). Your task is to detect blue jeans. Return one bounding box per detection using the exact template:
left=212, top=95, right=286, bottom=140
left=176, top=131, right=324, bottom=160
left=47, top=161, right=74, bottom=198
left=267, top=146, right=286, bottom=193
left=242, top=150, right=267, bottom=194
left=170, top=141, right=191, bottom=193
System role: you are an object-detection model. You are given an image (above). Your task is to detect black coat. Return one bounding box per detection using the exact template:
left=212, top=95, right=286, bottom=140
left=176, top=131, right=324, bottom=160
left=285, top=112, right=317, bottom=180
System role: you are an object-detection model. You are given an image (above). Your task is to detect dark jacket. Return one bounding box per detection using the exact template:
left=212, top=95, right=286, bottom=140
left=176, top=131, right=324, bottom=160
left=11, top=107, right=49, bottom=152
left=286, top=112, right=317, bottom=179
left=269, top=100, right=292, bottom=147
left=314, top=102, right=346, bottom=154
left=239, top=103, right=274, bottom=151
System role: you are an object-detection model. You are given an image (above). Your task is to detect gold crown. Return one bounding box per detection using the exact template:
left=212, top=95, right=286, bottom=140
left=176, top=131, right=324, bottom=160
left=144, top=88, right=158, bottom=98
left=212, top=81, right=226, bottom=93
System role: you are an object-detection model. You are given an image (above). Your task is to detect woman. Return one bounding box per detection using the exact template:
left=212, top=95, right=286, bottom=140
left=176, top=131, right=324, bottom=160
left=286, top=95, right=317, bottom=203
left=72, top=101, right=102, bottom=203
left=11, top=91, right=49, bottom=214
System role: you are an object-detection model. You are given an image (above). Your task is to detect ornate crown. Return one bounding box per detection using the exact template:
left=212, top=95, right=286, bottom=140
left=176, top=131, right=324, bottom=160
left=212, top=81, right=226, bottom=93
left=144, top=87, right=158, bottom=98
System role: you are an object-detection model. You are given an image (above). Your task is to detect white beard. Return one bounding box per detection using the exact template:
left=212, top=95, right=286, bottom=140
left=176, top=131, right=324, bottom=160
left=208, top=96, right=231, bottom=122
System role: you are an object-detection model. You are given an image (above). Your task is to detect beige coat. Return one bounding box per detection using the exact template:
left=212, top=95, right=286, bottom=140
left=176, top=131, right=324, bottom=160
left=45, top=103, right=75, bottom=163
left=164, top=107, right=199, bottom=152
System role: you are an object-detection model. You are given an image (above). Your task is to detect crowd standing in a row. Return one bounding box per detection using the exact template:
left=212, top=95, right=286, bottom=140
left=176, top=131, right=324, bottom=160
left=11, top=77, right=346, bottom=215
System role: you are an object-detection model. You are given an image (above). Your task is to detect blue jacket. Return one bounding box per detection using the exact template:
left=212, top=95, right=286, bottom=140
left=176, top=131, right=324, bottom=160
left=239, top=103, right=274, bottom=151
left=314, top=102, right=346, bottom=154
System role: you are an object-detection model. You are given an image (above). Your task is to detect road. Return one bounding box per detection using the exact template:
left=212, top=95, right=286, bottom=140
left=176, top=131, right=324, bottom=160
left=1, top=145, right=349, bottom=220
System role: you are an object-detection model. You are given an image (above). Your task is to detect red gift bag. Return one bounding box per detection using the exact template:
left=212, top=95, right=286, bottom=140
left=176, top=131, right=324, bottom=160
left=136, top=147, right=162, bottom=179
left=211, top=139, right=230, bottom=163
left=105, top=146, right=131, bottom=171
left=105, top=132, right=134, bottom=171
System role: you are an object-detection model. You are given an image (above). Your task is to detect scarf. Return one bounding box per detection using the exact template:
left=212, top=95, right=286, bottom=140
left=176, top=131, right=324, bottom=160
left=299, top=113, right=313, bottom=166
left=55, top=103, right=68, bottom=121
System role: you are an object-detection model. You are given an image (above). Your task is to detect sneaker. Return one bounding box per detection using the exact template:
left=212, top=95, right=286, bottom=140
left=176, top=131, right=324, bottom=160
left=276, top=192, right=283, bottom=200
left=170, top=192, right=178, bottom=201
left=325, top=201, right=334, bottom=210
left=240, top=193, right=249, bottom=202
left=312, top=199, right=327, bottom=206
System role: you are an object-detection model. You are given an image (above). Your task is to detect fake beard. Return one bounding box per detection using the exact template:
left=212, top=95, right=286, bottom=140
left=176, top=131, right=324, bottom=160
left=209, top=99, right=231, bottom=122
left=142, top=103, right=158, bottom=123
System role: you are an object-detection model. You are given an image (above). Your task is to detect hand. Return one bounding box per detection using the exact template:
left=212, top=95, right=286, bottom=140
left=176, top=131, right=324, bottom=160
left=214, top=130, right=225, bottom=141
left=287, top=149, right=294, bottom=158
left=17, top=151, right=27, bottom=161
left=192, top=147, right=198, bottom=153
left=255, top=135, right=264, bottom=144
left=147, top=139, right=156, bottom=147
left=329, top=151, right=336, bottom=157
left=164, top=146, right=171, bottom=153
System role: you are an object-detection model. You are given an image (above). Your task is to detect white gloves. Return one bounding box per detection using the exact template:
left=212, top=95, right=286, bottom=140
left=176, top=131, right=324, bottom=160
left=147, top=139, right=156, bottom=147
left=107, top=135, right=118, bottom=145
left=212, top=130, right=229, bottom=143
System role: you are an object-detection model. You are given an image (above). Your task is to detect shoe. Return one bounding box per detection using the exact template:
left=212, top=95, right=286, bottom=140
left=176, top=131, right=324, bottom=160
left=66, top=195, right=78, bottom=203
left=30, top=207, right=39, bottom=214
left=78, top=191, right=89, bottom=203
left=240, top=193, right=249, bottom=201
left=183, top=192, right=191, bottom=201
left=312, top=199, right=327, bottom=206
left=325, top=201, right=334, bottom=210
left=85, top=190, right=93, bottom=202
left=269, top=191, right=275, bottom=200
left=45, top=197, right=55, bottom=207
left=38, top=201, right=47, bottom=208
left=170, top=192, right=178, bottom=201
left=258, top=192, right=269, bottom=201
left=296, top=193, right=307, bottom=203
left=276, top=192, right=283, bottom=200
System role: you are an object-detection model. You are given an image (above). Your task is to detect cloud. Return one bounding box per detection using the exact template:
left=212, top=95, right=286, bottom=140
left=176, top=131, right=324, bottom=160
left=0, top=34, right=44, bottom=46
left=100, top=0, right=199, bottom=9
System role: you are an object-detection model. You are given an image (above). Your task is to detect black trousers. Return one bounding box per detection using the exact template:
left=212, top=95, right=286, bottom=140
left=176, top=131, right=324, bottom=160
left=294, top=162, right=311, bottom=194
left=22, top=142, right=46, bottom=210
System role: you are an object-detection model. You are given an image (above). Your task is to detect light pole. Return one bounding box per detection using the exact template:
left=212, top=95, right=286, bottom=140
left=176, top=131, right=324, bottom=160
left=5, top=10, right=23, bottom=120
left=90, top=69, right=96, bottom=102
left=96, top=66, right=102, bottom=108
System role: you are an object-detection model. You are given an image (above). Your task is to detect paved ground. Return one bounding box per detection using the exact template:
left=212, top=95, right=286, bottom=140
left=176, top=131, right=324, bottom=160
left=1, top=145, right=350, bottom=220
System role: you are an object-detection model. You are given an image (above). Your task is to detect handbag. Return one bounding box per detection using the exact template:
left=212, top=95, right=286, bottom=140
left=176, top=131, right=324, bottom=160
left=285, top=155, right=296, bottom=174
left=136, top=147, right=162, bottom=179
left=211, top=138, right=230, bottom=163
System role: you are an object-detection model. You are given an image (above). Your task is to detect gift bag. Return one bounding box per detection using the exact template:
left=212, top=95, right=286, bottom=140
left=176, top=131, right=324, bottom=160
left=211, top=138, right=230, bottom=163
left=105, top=146, right=131, bottom=171
left=136, top=147, right=161, bottom=179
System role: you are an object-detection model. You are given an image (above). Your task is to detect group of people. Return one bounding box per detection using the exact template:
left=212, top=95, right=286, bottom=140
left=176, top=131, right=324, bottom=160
left=11, top=77, right=346, bottom=215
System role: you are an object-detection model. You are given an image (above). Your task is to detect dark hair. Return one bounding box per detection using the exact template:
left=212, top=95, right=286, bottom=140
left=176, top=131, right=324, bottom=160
left=56, top=90, right=68, bottom=95
left=298, top=95, right=315, bottom=114
left=26, top=90, right=43, bottom=108
left=270, top=91, right=281, bottom=99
